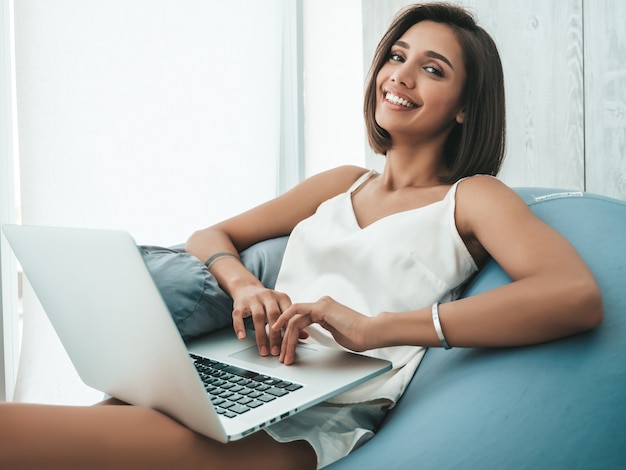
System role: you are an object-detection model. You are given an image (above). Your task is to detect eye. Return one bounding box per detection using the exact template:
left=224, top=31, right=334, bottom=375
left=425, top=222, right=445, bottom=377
left=389, top=52, right=405, bottom=63
left=424, top=65, right=444, bottom=77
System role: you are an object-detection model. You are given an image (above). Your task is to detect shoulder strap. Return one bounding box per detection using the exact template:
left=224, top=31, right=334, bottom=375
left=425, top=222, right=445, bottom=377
left=348, top=169, right=378, bottom=193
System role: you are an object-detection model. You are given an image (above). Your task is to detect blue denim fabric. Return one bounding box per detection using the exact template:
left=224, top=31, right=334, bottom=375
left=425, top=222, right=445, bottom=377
left=140, top=236, right=288, bottom=341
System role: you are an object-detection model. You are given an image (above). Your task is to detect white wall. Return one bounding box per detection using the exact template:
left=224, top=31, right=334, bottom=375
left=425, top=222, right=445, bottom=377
left=303, top=0, right=366, bottom=176
left=15, top=0, right=284, bottom=247
left=12, top=0, right=287, bottom=404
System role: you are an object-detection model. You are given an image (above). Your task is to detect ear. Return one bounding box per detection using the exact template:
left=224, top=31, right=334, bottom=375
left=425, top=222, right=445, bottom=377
left=455, top=108, right=465, bottom=124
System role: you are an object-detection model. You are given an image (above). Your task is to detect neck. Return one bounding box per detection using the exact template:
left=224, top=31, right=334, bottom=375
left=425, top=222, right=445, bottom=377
left=381, top=145, right=449, bottom=189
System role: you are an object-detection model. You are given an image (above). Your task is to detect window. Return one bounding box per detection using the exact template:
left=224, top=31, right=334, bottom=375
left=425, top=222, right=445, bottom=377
left=1, top=0, right=303, bottom=404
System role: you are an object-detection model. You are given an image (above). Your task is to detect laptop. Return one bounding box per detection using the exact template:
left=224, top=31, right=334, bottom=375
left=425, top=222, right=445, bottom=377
left=2, top=224, right=391, bottom=442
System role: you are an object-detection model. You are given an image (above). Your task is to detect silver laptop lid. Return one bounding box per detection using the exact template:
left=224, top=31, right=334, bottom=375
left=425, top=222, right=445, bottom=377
left=2, top=224, right=227, bottom=440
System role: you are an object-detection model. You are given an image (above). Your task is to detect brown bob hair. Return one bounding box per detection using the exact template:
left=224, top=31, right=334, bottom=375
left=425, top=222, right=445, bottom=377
left=364, top=3, right=506, bottom=183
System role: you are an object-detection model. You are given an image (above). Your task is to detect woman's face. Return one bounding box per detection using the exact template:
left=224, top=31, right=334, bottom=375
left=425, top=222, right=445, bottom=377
left=375, top=20, right=467, bottom=147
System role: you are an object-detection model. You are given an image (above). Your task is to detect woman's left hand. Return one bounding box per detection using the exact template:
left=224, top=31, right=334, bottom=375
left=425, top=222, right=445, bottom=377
left=272, top=296, right=373, bottom=365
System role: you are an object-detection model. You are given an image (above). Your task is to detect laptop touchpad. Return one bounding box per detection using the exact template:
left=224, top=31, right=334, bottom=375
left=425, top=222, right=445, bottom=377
left=230, top=345, right=316, bottom=369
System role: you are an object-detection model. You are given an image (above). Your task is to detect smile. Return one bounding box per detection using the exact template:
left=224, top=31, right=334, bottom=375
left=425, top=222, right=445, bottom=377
left=384, top=92, right=416, bottom=108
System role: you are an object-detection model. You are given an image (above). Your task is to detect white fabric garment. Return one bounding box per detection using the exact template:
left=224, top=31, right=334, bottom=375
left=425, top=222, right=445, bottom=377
left=274, top=170, right=478, bottom=404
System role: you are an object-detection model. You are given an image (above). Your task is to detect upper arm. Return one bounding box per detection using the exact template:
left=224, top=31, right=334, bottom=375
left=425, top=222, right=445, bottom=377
left=208, top=165, right=369, bottom=251
left=451, top=176, right=602, bottom=340
left=455, top=176, right=591, bottom=282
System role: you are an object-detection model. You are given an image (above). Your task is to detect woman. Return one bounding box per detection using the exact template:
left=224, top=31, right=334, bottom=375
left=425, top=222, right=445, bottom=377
left=0, top=3, right=602, bottom=469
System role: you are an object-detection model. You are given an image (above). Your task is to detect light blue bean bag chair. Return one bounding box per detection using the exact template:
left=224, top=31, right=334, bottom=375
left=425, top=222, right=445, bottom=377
left=329, top=188, right=626, bottom=469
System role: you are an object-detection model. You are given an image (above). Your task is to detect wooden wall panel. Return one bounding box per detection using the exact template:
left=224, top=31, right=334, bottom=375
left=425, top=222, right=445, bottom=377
left=584, top=0, right=626, bottom=200
left=463, top=0, right=585, bottom=190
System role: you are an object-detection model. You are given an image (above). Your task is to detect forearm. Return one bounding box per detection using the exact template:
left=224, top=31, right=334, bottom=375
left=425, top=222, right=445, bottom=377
left=185, top=228, right=265, bottom=298
left=372, top=274, right=603, bottom=350
left=443, top=275, right=601, bottom=347
left=185, top=226, right=238, bottom=263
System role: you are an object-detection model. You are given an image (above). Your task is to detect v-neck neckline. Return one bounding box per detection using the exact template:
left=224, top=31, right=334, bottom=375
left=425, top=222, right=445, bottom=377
left=348, top=171, right=455, bottom=230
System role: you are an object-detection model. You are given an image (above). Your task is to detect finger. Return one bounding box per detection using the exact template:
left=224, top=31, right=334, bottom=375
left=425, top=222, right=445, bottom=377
left=261, top=293, right=293, bottom=356
left=265, top=302, right=283, bottom=356
left=277, top=293, right=293, bottom=314
left=280, top=313, right=313, bottom=365
left=251, top=307, right=270, bottom=356
left=272, top=302, right=307, bottom=331
left=231, top=307, right=247, bottom=340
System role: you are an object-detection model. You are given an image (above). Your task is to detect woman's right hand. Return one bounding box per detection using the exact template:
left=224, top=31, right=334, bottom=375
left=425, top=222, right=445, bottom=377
left=185, top=166, right=371, bottom=355
left=231, top=285, right=293, bottom=357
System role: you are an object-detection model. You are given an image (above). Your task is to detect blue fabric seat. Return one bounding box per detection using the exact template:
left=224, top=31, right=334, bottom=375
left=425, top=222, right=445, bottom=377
left=329, top=188, right=626, bottom=469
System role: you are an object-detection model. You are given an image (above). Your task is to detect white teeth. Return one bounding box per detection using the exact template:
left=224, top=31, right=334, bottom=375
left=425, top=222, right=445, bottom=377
left=385, top=92, right=415, bottom=108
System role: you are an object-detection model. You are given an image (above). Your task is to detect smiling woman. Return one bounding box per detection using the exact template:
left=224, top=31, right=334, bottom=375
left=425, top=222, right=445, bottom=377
left=0, top=2, right=605, bottom=470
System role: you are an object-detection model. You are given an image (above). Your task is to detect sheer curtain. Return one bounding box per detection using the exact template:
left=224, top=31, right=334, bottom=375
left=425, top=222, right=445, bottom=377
left=12, top=0, right=293, bottom=404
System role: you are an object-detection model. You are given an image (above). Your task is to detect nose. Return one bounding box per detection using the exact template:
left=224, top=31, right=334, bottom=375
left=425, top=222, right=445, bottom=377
left=390, top=64, right=415, bottom=88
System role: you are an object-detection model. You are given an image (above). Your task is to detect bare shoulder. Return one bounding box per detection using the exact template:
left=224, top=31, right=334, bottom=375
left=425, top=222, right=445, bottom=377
left=211, top=165, right=369, bottom=250
left=454, top=176, right=537, bottom=267
left=300, top=165, right=370, bottom=194
left=456, top=175, right=521, bottom=206
left=455, top=175, right=529, bottom=228
left=280, top=165, right=370, bottom=211
left=454, top=175, right=579, bottom=278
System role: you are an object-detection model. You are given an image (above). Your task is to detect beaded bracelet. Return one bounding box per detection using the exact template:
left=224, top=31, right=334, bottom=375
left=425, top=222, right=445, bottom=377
left=431, top=302, right=452, bottom=349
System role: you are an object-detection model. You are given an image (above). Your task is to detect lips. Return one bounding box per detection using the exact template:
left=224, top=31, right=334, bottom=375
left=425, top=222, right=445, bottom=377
left=384, top=91, right=417, bottom=108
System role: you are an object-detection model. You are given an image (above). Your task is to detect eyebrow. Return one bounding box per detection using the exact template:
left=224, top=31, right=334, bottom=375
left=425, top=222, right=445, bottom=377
left=393, top=40, right=455, bottom=70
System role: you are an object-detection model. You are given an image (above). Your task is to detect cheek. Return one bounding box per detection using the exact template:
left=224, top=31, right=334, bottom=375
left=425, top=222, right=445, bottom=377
left=374, top=103, right=393, bottom=132
left=375, top=64, right=392, bottom=93
left=427, top=85, right=463, bottom=118
left=373, top=81, right=387, bottom=122
left=374, top=76, right=385, bottom=101
left=373, top=104, right=385, bottom=128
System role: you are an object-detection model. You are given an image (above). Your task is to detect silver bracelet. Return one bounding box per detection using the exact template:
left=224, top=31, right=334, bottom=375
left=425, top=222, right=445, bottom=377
left=431, top=302, right=452, bottom=349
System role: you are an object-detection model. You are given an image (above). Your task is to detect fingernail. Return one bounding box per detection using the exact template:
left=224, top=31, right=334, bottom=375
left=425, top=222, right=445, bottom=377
left=271, top=346, right=280, bottom=356
left=260, top=346, right=269, bottom=356
left=237, top=331, right=245, bottom=339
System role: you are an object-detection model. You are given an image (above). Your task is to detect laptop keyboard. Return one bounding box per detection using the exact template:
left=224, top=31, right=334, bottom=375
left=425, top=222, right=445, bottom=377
left=190, top=353, right=303, bottom=419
